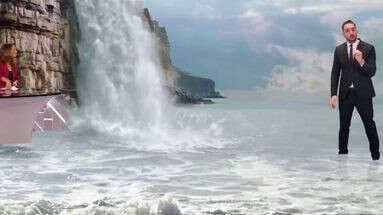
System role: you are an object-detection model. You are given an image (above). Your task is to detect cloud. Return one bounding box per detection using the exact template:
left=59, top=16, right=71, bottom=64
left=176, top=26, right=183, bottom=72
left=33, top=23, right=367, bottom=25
left=361, top=18, right=383, bottom=82
left=254, top=0, right=383, bottom=15
left=191, top=2, right=222, bottom=20
left=146, top=0, right=383, bottom=21
left=265, top=45, right=332, bottom=92
left=362, top=18, right=383, bottom=39
left=238, top=12, right=274, bottom=38
left=319, top=11, right=354, bottom=29
left=145, top=0, right=248, bottom=20
left=239, top=9, right=262, bottom=19
left=284, top=4, right=338, bottom=15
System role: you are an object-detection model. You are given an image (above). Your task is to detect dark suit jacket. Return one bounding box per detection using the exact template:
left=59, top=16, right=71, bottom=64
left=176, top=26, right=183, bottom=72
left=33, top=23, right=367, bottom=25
left=331, top=39, right=376, bottom=100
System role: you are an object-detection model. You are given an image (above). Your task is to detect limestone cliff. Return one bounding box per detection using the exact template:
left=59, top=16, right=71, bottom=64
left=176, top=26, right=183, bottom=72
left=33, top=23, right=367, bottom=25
left=142, top=8, right=222, bottom=99
left=173, top=67, right=222, bottom=98
left=0, top=0, right=78, bottom=91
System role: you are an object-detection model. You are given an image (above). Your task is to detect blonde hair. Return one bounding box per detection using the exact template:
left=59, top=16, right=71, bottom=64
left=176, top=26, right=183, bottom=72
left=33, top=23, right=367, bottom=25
left=0, top=43, right=16, bottom=66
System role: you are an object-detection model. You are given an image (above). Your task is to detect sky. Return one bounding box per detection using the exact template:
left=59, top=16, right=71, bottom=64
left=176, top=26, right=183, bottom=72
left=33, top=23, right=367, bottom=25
left=144, top=0, right=383, bottom=92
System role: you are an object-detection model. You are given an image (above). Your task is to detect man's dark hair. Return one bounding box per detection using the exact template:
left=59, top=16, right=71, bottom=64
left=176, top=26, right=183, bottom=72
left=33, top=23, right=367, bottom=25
left=342, top=20, right=356, bottom=31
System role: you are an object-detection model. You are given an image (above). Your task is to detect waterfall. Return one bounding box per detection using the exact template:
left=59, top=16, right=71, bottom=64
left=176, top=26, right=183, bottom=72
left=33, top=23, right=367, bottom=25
left=74, top=0, right=169, bottom=135
left=72, top=0, right=225, bottom=152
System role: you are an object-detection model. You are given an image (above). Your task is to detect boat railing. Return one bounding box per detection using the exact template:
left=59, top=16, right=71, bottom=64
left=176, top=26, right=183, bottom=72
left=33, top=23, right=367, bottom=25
left=32, top=96, right=70, bottom=132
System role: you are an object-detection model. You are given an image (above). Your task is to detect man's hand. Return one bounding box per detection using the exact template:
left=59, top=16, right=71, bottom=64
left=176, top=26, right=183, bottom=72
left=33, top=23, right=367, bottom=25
left=330, top=95, right=338, bottom=109
left=12, top=80, right=18, bottom=87
left=354, top=50, right=364, bottom=65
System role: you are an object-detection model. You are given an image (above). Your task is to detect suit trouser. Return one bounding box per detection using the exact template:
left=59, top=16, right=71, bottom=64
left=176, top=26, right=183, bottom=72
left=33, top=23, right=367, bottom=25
left=338, top=89, right=380, bottom=158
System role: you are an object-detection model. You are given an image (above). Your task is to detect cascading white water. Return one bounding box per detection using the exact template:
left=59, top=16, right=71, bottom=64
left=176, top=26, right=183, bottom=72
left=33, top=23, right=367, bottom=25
left=74, top=0, right=168, bottom=135
left=72, top=0, right=227, bottom=152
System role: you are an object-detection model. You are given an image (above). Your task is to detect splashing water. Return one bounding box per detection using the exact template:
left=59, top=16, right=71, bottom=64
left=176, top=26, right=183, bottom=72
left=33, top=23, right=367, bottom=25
left=74, top=0, right=168, bottom=136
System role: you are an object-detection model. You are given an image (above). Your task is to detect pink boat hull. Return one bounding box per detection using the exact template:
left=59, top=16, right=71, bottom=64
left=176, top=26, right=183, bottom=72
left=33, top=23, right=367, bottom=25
left=0, top=92, right=68, bottom=144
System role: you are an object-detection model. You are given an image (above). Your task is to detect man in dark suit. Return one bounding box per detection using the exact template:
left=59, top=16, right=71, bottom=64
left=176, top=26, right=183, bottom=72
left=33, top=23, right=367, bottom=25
left=330, top=20, right=380, bottom=160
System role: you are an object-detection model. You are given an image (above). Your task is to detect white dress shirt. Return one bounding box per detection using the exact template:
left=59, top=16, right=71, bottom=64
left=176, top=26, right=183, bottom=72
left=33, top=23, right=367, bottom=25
left=347, top=39, right=359, bottom=60
left=346, top=39, right=365, bottom=88
left=347, top=39, right=365, bottom=66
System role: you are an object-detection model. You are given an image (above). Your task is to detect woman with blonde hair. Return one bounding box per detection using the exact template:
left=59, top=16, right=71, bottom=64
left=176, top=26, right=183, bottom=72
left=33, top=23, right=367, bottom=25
left=0, top=43, right=18, bottom=89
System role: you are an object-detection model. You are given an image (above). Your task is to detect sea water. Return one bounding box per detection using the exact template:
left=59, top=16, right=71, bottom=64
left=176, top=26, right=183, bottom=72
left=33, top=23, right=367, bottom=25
left=1, top=91, right=383, bottom=214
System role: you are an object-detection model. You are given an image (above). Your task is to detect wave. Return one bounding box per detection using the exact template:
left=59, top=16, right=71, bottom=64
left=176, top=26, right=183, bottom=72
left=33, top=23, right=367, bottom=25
left=0, top=198, right=182, bottom=215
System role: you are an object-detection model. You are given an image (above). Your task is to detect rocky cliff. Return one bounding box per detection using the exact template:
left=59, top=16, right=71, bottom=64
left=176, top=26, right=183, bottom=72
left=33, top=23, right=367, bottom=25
left=142, top=8, right=222, bottom=99
left=0, top=0, right=78, bottom=92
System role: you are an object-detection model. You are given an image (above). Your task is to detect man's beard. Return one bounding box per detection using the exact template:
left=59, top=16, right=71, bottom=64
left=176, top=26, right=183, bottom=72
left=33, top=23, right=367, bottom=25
left=348, top=35, right=357, bottom=43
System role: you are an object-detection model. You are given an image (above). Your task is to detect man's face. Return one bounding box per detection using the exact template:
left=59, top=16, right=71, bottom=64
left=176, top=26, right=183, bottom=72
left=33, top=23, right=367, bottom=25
left=342, top=23, right=358, bottom=43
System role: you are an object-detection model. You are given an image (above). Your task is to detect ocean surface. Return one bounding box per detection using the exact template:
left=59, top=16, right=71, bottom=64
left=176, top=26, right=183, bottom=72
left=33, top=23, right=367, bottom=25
left=1, top=91, right=383, bottom=215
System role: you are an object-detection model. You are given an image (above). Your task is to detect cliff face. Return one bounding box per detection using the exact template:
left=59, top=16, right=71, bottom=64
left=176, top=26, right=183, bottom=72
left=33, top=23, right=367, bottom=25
left=142, top=8, right=177, bottom=88
left=0, top=0, right=77, bottom=90
left=142, top=9, right=222, bottom=99
left=173, top=67, right=222, bottom=98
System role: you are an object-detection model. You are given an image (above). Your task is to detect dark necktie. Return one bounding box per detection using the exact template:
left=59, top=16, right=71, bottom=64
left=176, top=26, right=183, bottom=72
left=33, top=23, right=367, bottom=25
left=349, top=44, right=355, bottom=88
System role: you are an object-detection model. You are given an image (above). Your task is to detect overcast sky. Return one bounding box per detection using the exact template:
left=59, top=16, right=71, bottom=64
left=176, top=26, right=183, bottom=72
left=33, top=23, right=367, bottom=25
left=144, top=0, right=383, bottom=92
